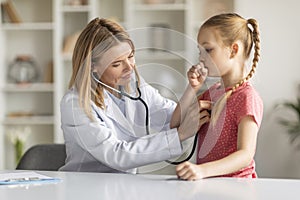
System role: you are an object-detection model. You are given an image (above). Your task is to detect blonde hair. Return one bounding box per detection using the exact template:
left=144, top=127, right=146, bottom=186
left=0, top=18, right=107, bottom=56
left=69, top=18, right=136, bottom=121
left=200, top=13, right=260, bottom=125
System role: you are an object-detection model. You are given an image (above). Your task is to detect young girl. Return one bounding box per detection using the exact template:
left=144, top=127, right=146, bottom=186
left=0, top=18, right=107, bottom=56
left=176, top=13, right=263, bottom=180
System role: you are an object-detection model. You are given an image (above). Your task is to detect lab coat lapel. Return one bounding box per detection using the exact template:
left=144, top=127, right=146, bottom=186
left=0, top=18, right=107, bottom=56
left=125, top=92, right=148, bottom=137
left=126, top=96, right=137, bottom=129
left=104, top=92, right=135, bottom=135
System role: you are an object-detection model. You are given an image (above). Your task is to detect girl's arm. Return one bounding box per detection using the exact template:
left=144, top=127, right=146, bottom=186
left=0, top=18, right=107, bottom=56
left=170, top=64, right=208, bottom=129
left=170, top=84, right=198, bottom=129
left=176, top=116, right=258, bottom=180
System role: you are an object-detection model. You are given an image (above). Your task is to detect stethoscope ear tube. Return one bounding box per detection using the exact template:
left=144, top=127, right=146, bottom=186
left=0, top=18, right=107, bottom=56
left=165, top=133, right=198, bottom=165
left=92, top=72, right=150, bottom=135
left=92, top=72, right=122, bottom=95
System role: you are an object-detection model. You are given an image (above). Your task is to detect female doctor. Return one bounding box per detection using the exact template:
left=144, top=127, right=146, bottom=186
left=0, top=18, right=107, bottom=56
left=59, top=18, right=211, bottom=173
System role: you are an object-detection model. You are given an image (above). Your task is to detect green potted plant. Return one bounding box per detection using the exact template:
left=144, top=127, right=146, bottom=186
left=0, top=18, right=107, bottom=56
left=277, top=95, right=300, bottom=145
left=6, top=127, right=31, bottom=165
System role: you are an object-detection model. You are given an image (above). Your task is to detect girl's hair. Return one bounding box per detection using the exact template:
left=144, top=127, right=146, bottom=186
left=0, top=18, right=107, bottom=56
left=201, top=13, right=260, bottom=125
left=69, top=18, right=136, bottom=121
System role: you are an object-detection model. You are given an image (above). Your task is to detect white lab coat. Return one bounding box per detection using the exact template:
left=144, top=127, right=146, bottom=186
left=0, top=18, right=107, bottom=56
left=59, top=80, right=183, bottom=173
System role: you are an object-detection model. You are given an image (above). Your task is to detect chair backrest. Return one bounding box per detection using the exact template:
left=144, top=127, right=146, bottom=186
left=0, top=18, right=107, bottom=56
left=16, top=144, right=66, bottom=171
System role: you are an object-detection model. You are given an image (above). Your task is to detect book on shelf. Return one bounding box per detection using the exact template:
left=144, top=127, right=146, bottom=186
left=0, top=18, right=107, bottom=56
left=44, top=61, right=54, bottom=83
left=1, top=0, right=22, bottom=23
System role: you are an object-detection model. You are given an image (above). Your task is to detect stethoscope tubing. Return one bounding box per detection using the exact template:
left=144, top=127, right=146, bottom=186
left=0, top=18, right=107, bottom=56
left=165, top=133, right=198, bottom=165
left=92, top=72, right=196, bottom=165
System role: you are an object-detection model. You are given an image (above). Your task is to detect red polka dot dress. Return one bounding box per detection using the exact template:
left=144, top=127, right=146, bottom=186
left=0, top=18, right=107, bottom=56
left=197, top=81, right=263, bottom=178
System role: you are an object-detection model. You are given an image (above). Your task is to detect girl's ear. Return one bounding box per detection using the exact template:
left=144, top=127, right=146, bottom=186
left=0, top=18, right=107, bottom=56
left=230, top=43, right=239, bottom=58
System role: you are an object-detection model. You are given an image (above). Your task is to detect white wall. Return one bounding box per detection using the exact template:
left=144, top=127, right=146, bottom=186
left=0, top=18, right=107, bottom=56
left=236, top=0, right=300, bottom=178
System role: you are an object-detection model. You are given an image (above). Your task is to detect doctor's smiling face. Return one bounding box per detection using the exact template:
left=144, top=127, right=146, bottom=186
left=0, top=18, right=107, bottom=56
left=93, top=42, right=135, bottom=88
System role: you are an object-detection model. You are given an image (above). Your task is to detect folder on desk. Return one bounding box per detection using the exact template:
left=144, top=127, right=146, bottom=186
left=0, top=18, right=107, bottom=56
left=0, top=171, right=61, bottom=185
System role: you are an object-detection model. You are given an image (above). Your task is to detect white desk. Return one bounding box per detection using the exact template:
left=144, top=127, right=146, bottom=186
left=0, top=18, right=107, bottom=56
left=0, top=171, right=299, bottom=200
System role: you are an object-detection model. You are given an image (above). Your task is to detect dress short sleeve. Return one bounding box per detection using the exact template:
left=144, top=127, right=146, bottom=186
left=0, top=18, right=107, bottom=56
left=233, top=86, right=263, bottom=127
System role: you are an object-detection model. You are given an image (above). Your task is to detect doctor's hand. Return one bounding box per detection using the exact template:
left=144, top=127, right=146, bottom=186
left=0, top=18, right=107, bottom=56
left=177, top=100, right=210, bottom=141
left=187, top=63, right=208, bottom=91
left=198, top=100, right=212, bottom=126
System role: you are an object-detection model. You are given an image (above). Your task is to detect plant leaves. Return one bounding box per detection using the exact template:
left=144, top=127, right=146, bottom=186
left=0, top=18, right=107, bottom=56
left=276, top=98, right=300, bottom=144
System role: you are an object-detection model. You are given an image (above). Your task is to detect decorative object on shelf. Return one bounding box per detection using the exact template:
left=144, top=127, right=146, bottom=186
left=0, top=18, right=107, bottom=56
left=63, top=31, right=81, bottom=55
left=0, top=0, right=22, bottom=23
left=6, top=126, right=31, bottom=165
left=149, top=23, right=170, bottom=52
left=203, top=0, right=234, bottom=20
left=276, top=84, right=300, bottom=148
left=8, top=55, right=39, bottom=84
left=80, top=0, right=88, bottom=5
left=6, top=111, right=34, bottom=118
left=65, top=0, right=87, bottom=6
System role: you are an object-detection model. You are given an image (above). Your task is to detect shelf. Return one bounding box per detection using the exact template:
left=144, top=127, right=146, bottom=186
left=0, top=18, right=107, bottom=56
left=3, top=115, right=54, bottom=125
left=61, top=5, right=91, bottom=12
left=2, top=83, right=54, bottom=92
left=133, top=3, right=188, bottom=11
left=1, top=22, right=54, bottom=30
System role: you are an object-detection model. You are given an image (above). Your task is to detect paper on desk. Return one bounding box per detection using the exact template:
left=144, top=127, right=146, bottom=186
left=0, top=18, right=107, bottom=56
left=0, top=171, right=61, bottom=185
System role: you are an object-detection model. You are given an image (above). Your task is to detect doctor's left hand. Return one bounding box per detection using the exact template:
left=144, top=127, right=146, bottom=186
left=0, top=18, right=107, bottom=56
left=177, top=101, right=202, bottom=141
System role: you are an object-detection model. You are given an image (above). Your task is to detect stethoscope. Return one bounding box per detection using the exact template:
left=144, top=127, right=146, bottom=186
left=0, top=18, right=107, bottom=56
left=92, top=71, right=197, bottom=165
left=92, top=71, right=150, bottom=135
